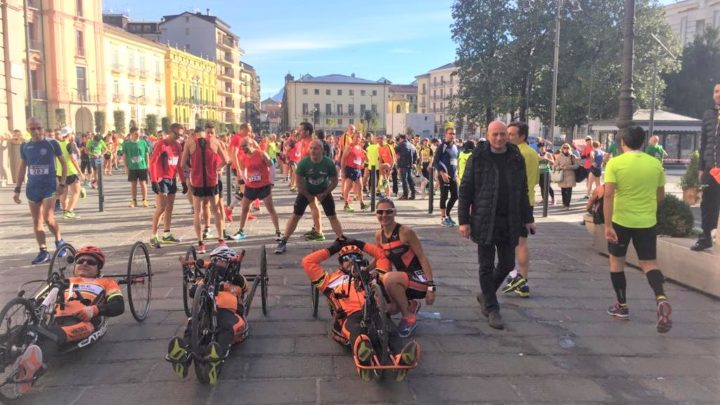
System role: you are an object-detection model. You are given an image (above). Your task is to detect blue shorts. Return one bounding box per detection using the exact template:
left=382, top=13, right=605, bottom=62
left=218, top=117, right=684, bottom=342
left=344, top=167, right=363, bottom=181
left=157, top=178, right=177, bottom=195
left=26, top=185, right=56, bottom=204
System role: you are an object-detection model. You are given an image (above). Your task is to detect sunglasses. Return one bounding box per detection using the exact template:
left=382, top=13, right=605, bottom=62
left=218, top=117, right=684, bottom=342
left=76, top=258, right=99, bottom=266
left=375, top=209, right=395, bottom=215
left=28, top=127, right=43, bottom=131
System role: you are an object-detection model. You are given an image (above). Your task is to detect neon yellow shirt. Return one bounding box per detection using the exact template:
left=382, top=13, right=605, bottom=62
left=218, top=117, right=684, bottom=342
left=55, top=140, right=77, bottom=176
left=458, top=151, right=472, bottom=183
left=604, top=151, right=665, bottom=228
left=366, top=144, right=380, bottom=168
left=518, top=142, right=539, bottom=206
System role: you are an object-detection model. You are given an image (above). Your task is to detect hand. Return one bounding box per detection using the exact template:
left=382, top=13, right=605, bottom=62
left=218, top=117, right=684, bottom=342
left=327, top=238, right=345, bottom=255
left=13, top=192, right=21, bottom=204
left=440, top=172, right=450, bottom=183
left=526, top=223, right=537, bottom=236
left=459, top=224, right=471, bottom=238
left=79, top=173, right=85, bottom=181
left=605, top=226, right=618, bottom=244
left=425, top=290, right=436, bottom=305
left=181, top=182, right=188, bottom=194
left=151, top=182, right=160, bottom=194
left=73, top=305, right=99, bottom=322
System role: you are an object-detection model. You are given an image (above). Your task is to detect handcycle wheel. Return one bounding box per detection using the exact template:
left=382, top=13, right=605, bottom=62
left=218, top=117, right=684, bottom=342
left=0, top=298, right=38, bottom=383
left=260, top=245, right=268, bottom=316
left=366, top=294, right=391, bottom=380
left=190, top=285, right=213, bottom=385
left=126, top=241, right=152, bottom=322
left=311, top=284, right=319, bottom=318
left=182, top=245, right=198, bottom=317
left=47, top=243, right=76, bottom=280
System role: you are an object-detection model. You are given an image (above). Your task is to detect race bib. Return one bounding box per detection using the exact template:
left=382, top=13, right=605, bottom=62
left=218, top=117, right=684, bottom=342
left=353, top=158, right=362, bottom=166
left=168, top=157, right=179, bottom=166
left=308, top=178, right=326, bottom=185
left=450, top=158, right=458, bottom=166
left=29, top=165, right=49, bottom=176
left=413, top=270, right=427, bottom=283
left=248, top=173, right=261, bottom=182
left=131, top=156, right=142, bottom=163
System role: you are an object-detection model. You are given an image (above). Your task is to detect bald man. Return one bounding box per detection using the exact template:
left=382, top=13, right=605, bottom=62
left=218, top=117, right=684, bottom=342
left=458, top=121, right=536, bottom=330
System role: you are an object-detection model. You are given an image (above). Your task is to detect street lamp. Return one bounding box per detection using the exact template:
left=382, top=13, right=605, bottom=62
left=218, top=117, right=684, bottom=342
left=616, top=0, right=636, bottom=139
left=648, top=33, right=678, bottom=138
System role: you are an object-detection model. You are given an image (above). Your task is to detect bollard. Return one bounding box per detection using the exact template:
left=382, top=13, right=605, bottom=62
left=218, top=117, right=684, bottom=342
left=428, top=167, right=434, bottom=214
left=370, top=167, right=377, bottom=212
left=95, top=158, right=104, bottom=212
left=226, top=166, right=232, bottom=206
left=542, top=171, right=549, bottom=218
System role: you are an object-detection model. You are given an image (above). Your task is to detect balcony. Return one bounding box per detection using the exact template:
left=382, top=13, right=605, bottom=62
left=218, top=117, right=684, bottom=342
left=112, top=94, right=121, bottom=103
left=217, top=36, right=235, bottom=50
left=154, top=72, right=163, bottom=82
left=31, top=89, right=47, bottom=100
left=74, top=91, right=89, bottom=103
left=139, top=69, right=148, bottom=79
left=219, top=54, right=234, bottom=66
left=220, top=68, right=234, bottom=79
left=174, top=97, right=187, bottom=105
left=127, top=67, right=138, bottom=77
left=221, top=86, right=233, bottom=95
left=224, top=112, right=235, bottom=122
left=111, top=63, right=122, bottom=74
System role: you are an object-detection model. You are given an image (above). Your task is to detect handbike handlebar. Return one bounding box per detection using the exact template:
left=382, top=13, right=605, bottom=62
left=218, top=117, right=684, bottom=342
left=178, top=249, right=246, bottom=269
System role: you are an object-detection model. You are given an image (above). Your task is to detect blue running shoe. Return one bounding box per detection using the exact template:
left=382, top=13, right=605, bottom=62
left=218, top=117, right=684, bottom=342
left=55, top=240, right=67, bottom=257
left=31, top=250, right=50, bottom=265
left=398, top=315, right=417, bottom=338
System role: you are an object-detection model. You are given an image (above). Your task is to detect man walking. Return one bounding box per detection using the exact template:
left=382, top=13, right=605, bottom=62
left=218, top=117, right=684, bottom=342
left=458, top=121, right=535, bottom=329
left=149, top=123, right=185, bottom=248
left=394, top=134, right=418, bottom=200
left=645, top=135, right=668, bottom=163
left=604, top=126, right=671, bottom=333
left=124, top=127, right=150, bottom=208
left=691, top=82, right=720, bottom=252
left=55, top=127, right=83, bottom=219
left=434, top=127, right=460, bottom=226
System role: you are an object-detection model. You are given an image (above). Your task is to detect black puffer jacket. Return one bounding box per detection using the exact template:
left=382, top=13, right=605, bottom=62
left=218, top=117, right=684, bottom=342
left=458, top=141, right=534, bottom=246
left=699, top=106, right=719, bottom=171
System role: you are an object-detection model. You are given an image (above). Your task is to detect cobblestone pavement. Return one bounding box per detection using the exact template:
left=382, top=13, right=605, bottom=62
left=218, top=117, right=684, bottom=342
left=0, top=173, right=718, bottom=404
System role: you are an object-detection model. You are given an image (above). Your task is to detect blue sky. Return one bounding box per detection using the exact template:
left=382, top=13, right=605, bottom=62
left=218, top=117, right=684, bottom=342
left=103, top=0, right=456, bottom=99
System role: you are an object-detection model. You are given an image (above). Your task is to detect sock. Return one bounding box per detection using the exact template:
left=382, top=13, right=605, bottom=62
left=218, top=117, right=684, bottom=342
left=163, top=230, right=171, bottom=237
left=40, top=246, right=47, bottom=252
left=610, top=272, right=627, bottom=304
left=646, top=269, right=666, bottom=299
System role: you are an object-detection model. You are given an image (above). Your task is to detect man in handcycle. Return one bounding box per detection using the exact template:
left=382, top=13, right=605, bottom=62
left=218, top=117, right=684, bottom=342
left=301, top=238, right=419, bottom=381
left=166, top=245, right=249, bottom=384
left=4, top=245, right=124, bottom=397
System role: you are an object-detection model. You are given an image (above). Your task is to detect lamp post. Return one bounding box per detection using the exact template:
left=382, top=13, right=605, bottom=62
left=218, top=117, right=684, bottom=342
left=616, top=0, right=636, bottom=140
left=648, top=33, right=677, bottom=139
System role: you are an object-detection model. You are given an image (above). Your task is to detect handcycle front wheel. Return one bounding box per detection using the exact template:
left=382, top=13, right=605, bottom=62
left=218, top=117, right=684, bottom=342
left=260, top=245, right=268, bottom=316
left=182, top=245, right=198, bottom=317
left=126, top=241, right=152, bottom=322
left=190, top=285, right=213, bottom=385
left=47, top=243, right=77, bottom=281
left=311, top=284, right=319, bottom=318
left=0, top=298, right=38, bottom=382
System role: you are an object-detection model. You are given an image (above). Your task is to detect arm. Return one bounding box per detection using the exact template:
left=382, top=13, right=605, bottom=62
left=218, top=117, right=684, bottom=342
left=656, top=186, right=665, bottom=205
left=12, top=160, right=27, bottom=204
left=97, top=295, right=125, bottom=317
left=295, top=174, right=314, bottom=201
left=603, top=183, right=617, bottom=242
left=400, top=226, right=433, bottom=282
left=458, top=153, right=475, bottom=226
left=340, top=146, right=350, bottom=170
left=301, top=248, right=332, bottom=289
left=181, top=140, right=192, bottom=172
left=361, top=242, right=391, bottom=275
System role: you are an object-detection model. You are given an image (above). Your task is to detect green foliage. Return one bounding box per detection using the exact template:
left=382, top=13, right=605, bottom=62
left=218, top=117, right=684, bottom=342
left=161, top=116, right=171, bottom=133
left=680, top=150, right=700, bottom=190
left=94, top=111, right=106, bottom=134
left=656, top=194, right=695, bottom=237
left=145, top=114, right=158, bottom=135
left=664, top=28, right=720, bottom=119
left=55, top=108, right=66, bottom=127
left=113, top=110, right=126, bottom=133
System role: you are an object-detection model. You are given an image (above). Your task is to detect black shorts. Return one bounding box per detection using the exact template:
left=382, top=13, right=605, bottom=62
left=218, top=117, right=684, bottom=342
left=103, top=153, right=112, bottom=160
left=58, top=175, right=79, bottom=186
left=405, top=269, right=429, bottom=300
left=293, top=193, right=336, bottom=217
left=344, top=167, right=363, bottom=181
left=590, top=167, right=602, bottom=177
left=607, top=223, right=657, bottom=261
left=244, top=185, right=271, bottom=201
left=128, top=169, right=148, bottom=182
left=157, top=178, right=177, bottom=195
left=193, top=184, right=220, bottom=198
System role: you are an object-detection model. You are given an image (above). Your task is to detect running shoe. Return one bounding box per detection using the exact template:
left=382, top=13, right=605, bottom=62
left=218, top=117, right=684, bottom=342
left=14, top=344, right=43, bottom=396
left=307, top=232, right=326, bottom=242
left=197, top=243, right=206, bottom=255
left=80, top=187, right=87, bottom=199
left=204, top=342, right=223, bottom=385
left=360, top=202, right=368, bottom=211
left=55, top=240, right=67, bottom=257
left=441, top=217, right=453, bottom=227
left=224, top=206, right=233, bottom=222
left=141, top=200, right=149, bottom=208
left=275, top=231, right=283, bottom=242
left=514, top=282, right=530, bottom=298
left=62, top=211, right=77, bottom=219
left=162, top=234, right=181, bottom=244
left=488, top=310, right=504, bottom=329
left=344, top=203, right=354, bottom=213
left=502, top=275, right=525, bottom=294
left=304, top=230, right=320, bottom=241
left=354, top=335, right=375, bottom=382
left=202, top=228, right=212, bottom=240
left=446, top=217, right=457, bottom=226
left=274, top=240, right=287, bottom=254
left=399, top=195, right=408, bottom=200
left=150, top=236, right=161, bottom=249
left=303, top=228, right=316, bottom=237
left=398, top=314, right=417, bottom=338
left=394, top=340, right=419, bottom=382
left=656, top=298, right=672, bottom=334
left=289, top=187, right=297, bottom=192
left=232, top=230, right=247, bottom=241
left=223, top=230, right=235, bottom=241
left=165, top=337, right=191, bottom=379
left=247, top=213, right=257, bottom=220
left=128, top=200, right=136, bottom=208
left=607, top=302, right=629, bottom=319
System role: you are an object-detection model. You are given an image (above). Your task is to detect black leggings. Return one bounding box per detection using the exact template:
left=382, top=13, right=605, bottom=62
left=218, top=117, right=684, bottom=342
left=700, top=171, right=719, bottom=237
left=538, top=172, right=555, bottom=201
left=561, top=187, right=573, bottom=207
left=439, top=177, right=458, bottom=217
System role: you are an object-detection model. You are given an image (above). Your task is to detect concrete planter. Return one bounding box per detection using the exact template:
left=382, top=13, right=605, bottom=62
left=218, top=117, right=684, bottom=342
left=585, top=215, right=720, bottom=298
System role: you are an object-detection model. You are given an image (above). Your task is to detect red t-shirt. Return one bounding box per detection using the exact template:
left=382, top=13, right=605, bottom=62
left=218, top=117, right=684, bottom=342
left=149, top=139, right=184, bottom=182
left=229, top=134, right=248, bottom=169
left=189, top=137, right=221, bottom=188
left=288, top=141, right=302, bottom=163
left=344, top=146, right=366, bottom=169
left=581, top=145, right=593, bottom=169
left=243, top=150, right=271, bottom=189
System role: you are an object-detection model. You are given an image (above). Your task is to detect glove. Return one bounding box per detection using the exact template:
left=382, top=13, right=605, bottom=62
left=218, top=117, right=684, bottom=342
left=343, top=238, right=365, bottom=250
left=151, top=182, right=160, bottom=194
left=220, top=282, right=242, bottom=296
left=181, top=182, right=188, bottom=194
left=327, top=238, right=345, bottom=256
left=73, top=305, right=99, bottom=322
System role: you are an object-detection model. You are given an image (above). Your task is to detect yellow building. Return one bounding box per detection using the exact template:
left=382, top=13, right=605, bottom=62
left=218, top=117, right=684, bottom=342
left=103, top=24, right=167, bottom=132
left=165, top=47, right=218, bottom=129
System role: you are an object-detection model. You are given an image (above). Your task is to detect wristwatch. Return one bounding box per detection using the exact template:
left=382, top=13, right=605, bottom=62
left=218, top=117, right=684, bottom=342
left=427, top=285, right=436, bottom=292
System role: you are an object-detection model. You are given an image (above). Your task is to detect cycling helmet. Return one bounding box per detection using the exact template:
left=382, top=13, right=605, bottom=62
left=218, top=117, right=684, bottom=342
left=210, top=245, right=238, bottom=261
left=337, top=245, right=363, bottom=265
left=76, top=245, right=106, bottom=270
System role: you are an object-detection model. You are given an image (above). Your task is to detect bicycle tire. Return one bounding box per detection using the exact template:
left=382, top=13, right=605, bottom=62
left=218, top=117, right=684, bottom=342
left=182, top=245, right=197, bottom=317
left=47, top=243, right=76, bottom=281
left=126, top=241, right=152, bottom=322
left=260, top=245, right=268, bottom=316
left=311, top=284, right=319, bottom=318
left=0, top=298, right=38, bottom=375
left=190, top=285, right=212, bottom=384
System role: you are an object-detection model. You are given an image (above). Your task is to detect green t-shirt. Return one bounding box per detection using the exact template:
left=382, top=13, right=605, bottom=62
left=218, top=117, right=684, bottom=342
left=608, top=142, right=620, bottom=157
left=645, top=144, right=665, bottom=161
left=87, top=139, right=106, bottom=156
left=295, top=156, right=337, bottom=195
left=123, top=139, right=150, bottom=170
left=604, top=151, right=665, bottom=228
left=267, top=141, right=279, bottom=160
left=366, top=144, right=380, bottom=168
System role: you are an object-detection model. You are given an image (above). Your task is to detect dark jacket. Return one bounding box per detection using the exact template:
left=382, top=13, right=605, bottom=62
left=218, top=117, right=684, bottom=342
left=395, top=140, right=417, bottom=168
left=699, top=106, right=719, bottom=171
left=458, top=141, right=534, bottom=246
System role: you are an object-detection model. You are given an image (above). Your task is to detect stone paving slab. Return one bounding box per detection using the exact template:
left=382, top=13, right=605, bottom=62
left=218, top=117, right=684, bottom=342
left=0, top=173, right=718, bottom=404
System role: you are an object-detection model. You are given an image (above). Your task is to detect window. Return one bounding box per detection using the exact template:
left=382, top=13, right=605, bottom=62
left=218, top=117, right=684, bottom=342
left=371, top=90, right=377, bottom=96
left=680, top=16, right=688, bottom=44
left=371, top=104, right=377, bottom=113
left=440, top=89, right=444, bottom=98
left=141, top=84, right=146, bottom=97
left=338, top=118, right=343, bottom=125
left=337, top=104, right=343, bottom=115
left=360, top=104, right=366, bottom=115
left=696, top=19, right=705, bottom=37
left=302, top=88, right=308, bottom=95
left=715, top=11, right=720, bottom=28
left=113, top=80, right=119, bottom=98
left=313, top=103, right=320, bottom=113
left=433, top=102, right=436, bottom=112
left=349, top=89, right=354, bottom=96
left=131, top=83, right=136, bottom=97
left=139, top=55, right=145, bottom=71
left=396, top=105, right=401, bottom=113
left=76, top=0, right=83, bottom=16
left=325, top=89, right=331, bottom=95
left=421, top=84, right=426, bottom=93
left=325, top=103, right=331, bottom=115
left=433, top=90, right=437, bottom=98
left=314, top=88, right=319, bottom=95
left=361, top=90, right=366, bottom=96
left=76, top=30, right=85, bottom=56
left=449, top=88, right=454, bottom=97
left=302, top=103, right=308, bottom=115
left=76, top=66, right=87, bottom=100
left=349, top=118, right=354, bottom=125
left=348, top=104, right=354, bottom=116
left=337, top=89, right=343, bottom=96
left=450, top=75, right=454, bottom=84
left=185, top=16, right=190, bottom=23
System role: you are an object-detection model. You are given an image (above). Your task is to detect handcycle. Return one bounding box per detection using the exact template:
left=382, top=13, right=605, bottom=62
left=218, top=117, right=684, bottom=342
left=176, top=245, right=268, bottom=384
left=0, top=241, right=152, bottom=398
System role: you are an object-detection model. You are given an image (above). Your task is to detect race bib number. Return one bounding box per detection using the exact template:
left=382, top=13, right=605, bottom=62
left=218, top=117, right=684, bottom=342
left=248, top=173, right=261, bottom=182
left=308, top=177, right=326, bottom=185
left=413, top=270, right=427, bottom=283
left=450, top=158, right=458, bottom=166
left=29, top=165, right=49, bottom=176
left=168, top=157, right=179, bottom=166
left=353, top=158, right=362, bottom=166
left=131, top=156, right=142, bottom=163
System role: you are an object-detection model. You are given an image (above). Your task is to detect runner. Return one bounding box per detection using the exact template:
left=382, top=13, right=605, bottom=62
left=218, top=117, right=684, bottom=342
left=182, top=123, right=228, bottom=254
left=376, top=135, right=396, bottom=198
left=296, top=122, right=324, bottom=242
left=86, top=133, right=107, bottom=188
left=123, top=127, right=151, bottom=208
left=340, top=133, right=367, bottom=212
left=434, top=127, right=460, bottom=227
left=13, top=117, right=68, bottom=264
left=148, top=123, right=185, bottom=248
left=55, top=127, right=83, bottom=219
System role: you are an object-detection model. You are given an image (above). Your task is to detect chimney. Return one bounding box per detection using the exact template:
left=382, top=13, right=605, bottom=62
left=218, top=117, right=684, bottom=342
left=351, top=73, right=355, bottom=78
left=206, top=8, right=210, bottom=15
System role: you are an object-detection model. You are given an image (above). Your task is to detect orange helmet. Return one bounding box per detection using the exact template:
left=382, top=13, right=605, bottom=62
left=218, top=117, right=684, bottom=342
left=76, top=245, right=106, bottom=269
left=338, top=245, right=363, bottom=265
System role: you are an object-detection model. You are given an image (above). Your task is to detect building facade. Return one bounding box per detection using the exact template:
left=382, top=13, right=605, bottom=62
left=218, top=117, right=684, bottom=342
left=165, top=46, right=218, bottom=129
left=0, top=0, right=28, bottom=134
left=664, top=0, right=720, bottom=46
left=416, top=63, right=459, bottom=134
left=284, top=73, right=389, bottom=134
left=386, top=84, right=417, bottom=136
left=239, top=62, right=260, bottom=123
left=103, top=24, right=167, bottom=133
left=260, top=97, right=281, bottom=133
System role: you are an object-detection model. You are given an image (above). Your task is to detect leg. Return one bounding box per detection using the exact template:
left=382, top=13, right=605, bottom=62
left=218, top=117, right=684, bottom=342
left=163, top=194, right=176, bottom=232
left=192, top=197, right=204, bottom=242
left=515, top=236, right=529, bottom=279
left=328, top=216, right=344, bottom=238
left=439, top=178, right=448, bottom=219
left=139, top=180, right=148, bottom=202
left=446, top=179, right=458, bottom=218
left=130, top=180, right=138, bottom=202
left=238, top=197, right=253, bottom=231
left=28, top=201, right=46, bottom=249
left=477, top=243, right=499, bottom=311
left=262, top=195, right=280, bottom=232
left=282, top=214, right=302, bottom=241
left=42, top=197, right=60, bottom=242
left=699, top=172, right=720, bottom=241
left=151, top=194, right=166, bottom=235
left=66, top=181, right=81, bottom=212
left=309, top=198, right=321, bottom=233
left=383, top=272, right=410, bottom=317
left=209, top=196, right=224, bottom=242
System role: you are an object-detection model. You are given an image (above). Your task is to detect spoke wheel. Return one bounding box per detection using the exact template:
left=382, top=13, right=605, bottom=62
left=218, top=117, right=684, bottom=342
left=311, top=284, right=319, bottom=318
left=0, top=298, right=38, bottom=388
left=47, top=243, right=76, bottom=281
left=126, top=241, right=152, bottom=322
left=366, top=297, right=391, bottom=380
left=182, top=246, right=198, bottom=317
left=190, top=285, right=212, bottom=385
left=260, top=245, right=268, bottom=316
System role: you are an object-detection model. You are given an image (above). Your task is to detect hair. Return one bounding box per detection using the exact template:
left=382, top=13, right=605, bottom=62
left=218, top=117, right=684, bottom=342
left=592, top=141, right=600, bottom=148
left=377, top=197, right=395, bottom=208
left=622, top=126, right=646, bottom=150
left=299, top=122, right=313, bottom=135
left=507, top=121, right=529, bottom=141
left=398, top=134, right=407, bottom=141
left=561, top=143, right=572, bottom=150
left=463, top=140, right=475, bottom=151
left=205, top=122, right=215, bottom=129
left=129, top=127, right=139, bottom=133
left=239, top=123, right=251, bottom=132
left=315, top=129, right=325, bottom=140
left=170, top=123, right=182, bottom=132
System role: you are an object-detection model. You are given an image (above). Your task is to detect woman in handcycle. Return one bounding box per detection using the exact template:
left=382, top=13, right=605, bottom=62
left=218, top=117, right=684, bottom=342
left=6, top=245, right=124, bottom=397
left=301, top=238, right=419, bottom=382
left=166, top=245, right=248, bottom=385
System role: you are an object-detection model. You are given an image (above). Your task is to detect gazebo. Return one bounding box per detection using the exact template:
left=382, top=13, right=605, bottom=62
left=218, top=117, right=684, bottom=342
left=589, top=109, right=702, bottom=163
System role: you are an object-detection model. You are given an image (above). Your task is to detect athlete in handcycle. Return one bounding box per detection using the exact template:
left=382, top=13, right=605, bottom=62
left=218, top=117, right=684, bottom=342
left=166, top=245, right=256, bottom=385
left=301, top=238, right=420, bottom=382
left=0, top=245, right=125, bottom=399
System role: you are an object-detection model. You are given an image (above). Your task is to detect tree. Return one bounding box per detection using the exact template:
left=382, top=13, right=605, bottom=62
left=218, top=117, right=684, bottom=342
left=55, top=108, right=66, bottom=127
left=146, top=114, right=158, bottom=135
left=94, top=111, right=106, bottom=134
left=665, top=27, right=720, bottom=119
left=161, top=116, right=171, bottom=133
left=113, top=110, right=125, bottom=133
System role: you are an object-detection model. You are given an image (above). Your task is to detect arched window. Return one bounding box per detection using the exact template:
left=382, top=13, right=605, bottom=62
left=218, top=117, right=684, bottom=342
left=396, top=105, right=401, bottom=114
